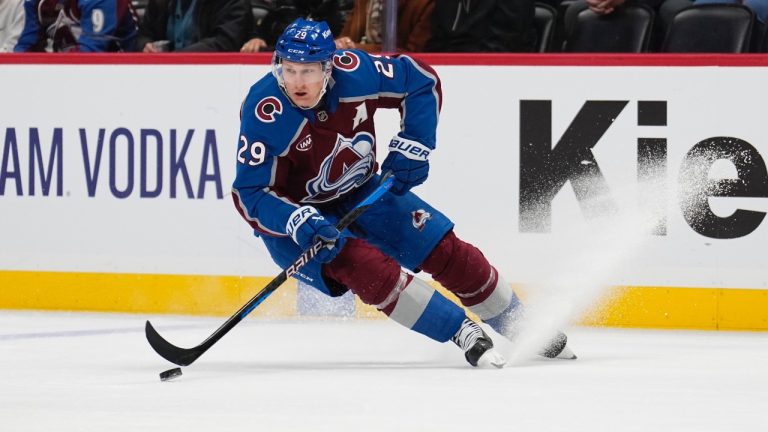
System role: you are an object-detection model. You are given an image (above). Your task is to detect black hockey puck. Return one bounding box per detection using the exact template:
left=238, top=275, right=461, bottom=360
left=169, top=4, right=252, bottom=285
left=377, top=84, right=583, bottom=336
left=159, top=367, right=183, bottom=381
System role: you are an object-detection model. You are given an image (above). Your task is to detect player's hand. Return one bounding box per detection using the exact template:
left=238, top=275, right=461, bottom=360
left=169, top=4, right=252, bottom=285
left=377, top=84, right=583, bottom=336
left=381, top=134, right=431, bottom=195
left=286, top=206, right=345, bottom=263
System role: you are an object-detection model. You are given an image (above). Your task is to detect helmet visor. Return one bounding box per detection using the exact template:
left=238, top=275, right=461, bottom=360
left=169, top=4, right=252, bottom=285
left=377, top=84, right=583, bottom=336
left=273, top=59, right=328, bottom=86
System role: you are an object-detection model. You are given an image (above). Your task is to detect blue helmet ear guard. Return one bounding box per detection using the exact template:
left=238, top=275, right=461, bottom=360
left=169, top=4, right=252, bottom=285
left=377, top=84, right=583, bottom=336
left=274, top=18, right=336, bottom=63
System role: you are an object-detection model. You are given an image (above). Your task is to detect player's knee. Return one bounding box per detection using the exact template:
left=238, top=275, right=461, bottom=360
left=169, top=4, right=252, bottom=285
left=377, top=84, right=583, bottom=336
left=323, top=238, right=402, bottom=306
left=419, top=230, right=495, bottom=305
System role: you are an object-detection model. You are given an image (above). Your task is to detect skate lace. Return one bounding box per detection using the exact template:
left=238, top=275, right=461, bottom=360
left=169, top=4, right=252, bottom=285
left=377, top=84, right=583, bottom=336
left=451, top=319, right=483, bottom=352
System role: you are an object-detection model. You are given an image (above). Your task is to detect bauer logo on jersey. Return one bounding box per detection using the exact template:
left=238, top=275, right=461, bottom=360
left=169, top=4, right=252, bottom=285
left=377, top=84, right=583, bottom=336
left=412, top=209, right=432, bottom=231
left=333, top=51, right=360, bottom=72
left=255, top=96, right=283, bottom=123
left=304, top=132, right=375, bottom=203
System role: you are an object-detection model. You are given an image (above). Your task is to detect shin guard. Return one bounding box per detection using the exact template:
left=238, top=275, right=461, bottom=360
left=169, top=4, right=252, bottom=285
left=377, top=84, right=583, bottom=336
left=420, top=231, right=524, bottom=337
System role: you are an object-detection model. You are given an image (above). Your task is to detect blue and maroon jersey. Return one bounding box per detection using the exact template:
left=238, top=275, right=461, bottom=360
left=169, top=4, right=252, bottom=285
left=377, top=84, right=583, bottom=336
left=232, top=50, right=442, bottom=237
left=14, top=0, right=137, bottom=52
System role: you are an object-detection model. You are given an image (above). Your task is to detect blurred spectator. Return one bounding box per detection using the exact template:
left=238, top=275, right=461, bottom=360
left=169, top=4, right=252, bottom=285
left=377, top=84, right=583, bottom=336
left=14, top=0, right=138, bottom=52
left=585, top=0, right=630, bottom=14
left=424, top=0, right=536, bottom=52
left=334, top=0, right=434, bottom=52
left=0, top=0, right=24, bottom=52
left=138, top=0, right=253, bottom=52
left=660, top=0, right=768, bottom=30
left=241, top=0, right=346, bottom=52
left=562, top=0, right=664, bottom=49
left=564, top=0, right=663, bottom=24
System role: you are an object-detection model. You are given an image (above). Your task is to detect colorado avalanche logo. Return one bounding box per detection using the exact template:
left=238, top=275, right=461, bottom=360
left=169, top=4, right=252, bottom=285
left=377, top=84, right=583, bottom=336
left=412, top=209, right=432, bottom=231
left=333, top=51, right=360, bottom=72
left=304, top=132, right=375, bottom=203
left=255, top=96, right=282, bottom=123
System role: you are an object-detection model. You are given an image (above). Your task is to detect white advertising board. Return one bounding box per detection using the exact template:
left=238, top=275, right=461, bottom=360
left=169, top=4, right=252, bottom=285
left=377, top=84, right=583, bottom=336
left=1, top=59, right=767, bottom=290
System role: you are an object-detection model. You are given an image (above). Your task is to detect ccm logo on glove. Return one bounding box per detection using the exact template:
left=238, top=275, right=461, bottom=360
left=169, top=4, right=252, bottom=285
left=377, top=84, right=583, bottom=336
left=389, top=136, right=431, bottom=161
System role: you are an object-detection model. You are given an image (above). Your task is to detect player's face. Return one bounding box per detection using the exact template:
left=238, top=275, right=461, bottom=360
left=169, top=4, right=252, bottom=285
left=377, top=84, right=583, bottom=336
left=280, top=60, right=326, bottom=108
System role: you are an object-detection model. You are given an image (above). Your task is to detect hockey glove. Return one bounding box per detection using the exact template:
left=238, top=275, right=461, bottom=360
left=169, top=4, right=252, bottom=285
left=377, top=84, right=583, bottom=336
left=286, top=206, right=345, bottom=263
left=381, top=134, right=431, bottom=195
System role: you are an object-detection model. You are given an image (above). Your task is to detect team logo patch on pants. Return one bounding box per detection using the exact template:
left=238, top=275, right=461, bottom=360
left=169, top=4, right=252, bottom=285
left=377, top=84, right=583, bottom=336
left=412, top=209, right=432, bottom=231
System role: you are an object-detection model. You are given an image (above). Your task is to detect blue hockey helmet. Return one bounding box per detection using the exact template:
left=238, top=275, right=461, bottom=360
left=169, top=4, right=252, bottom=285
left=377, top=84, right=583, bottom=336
left=274, top=18, right=336, bottom=63
left=272, top=19, right=336, bottom=109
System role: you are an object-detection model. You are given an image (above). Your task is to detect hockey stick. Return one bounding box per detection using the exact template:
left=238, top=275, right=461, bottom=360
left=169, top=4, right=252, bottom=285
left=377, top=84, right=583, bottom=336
left=145, top=172, right=394, bottom=367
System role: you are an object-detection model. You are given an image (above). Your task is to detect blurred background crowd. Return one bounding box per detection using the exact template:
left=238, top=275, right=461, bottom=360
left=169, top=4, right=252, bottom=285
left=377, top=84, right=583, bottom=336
left=1, top=0, right=766, bottom=53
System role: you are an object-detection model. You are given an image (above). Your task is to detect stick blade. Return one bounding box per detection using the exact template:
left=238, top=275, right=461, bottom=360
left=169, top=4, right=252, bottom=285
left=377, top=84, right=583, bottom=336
left=145, top=320, right=202, bottom=367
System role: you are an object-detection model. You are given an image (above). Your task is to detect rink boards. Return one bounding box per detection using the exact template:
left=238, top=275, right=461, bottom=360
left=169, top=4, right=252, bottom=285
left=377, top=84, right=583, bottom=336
left=1, top=54, right=767, bottom=330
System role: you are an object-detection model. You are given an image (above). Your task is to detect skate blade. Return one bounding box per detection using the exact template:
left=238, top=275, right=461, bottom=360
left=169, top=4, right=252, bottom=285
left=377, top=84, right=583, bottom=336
left=554, top=344, right=577, bottom=360
left=476, top=349, right=507, bottom=369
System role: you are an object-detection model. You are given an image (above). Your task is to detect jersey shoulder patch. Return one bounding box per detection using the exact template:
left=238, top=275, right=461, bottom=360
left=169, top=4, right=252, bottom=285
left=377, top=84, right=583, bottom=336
left=245, top=76, right=287, bottom=123
left=253, top=95, right=283, bottom=123
left=330, top=50, right=380, bottom=99
left=333, top=50, right=364, bottom=72
left=241, top=76, right=305, bottom=154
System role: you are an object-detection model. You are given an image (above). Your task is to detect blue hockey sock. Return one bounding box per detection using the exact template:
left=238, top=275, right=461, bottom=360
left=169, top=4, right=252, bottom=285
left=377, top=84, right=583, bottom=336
left=410, top=290, right=466, bottom=342
left=384, top=275, right=466, bottom=343
left=482, top=291, right=524, bottom=339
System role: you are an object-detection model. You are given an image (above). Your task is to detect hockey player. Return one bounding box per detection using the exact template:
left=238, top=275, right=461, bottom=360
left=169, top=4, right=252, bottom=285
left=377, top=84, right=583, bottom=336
left=233, top=18, right=575, bottom=368
left=14, top=0, right=138, bottom=52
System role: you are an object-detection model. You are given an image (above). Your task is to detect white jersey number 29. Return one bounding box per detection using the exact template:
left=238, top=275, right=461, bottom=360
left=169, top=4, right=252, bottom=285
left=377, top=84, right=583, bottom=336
left=91, top=9, right=105, bottom=33
left=238, top=136, right=266, bottom=166
left=370, top=55, right=394, bottom=79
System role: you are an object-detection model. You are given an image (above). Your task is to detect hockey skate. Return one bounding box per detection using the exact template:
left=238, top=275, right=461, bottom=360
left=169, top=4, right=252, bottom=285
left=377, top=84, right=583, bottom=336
left=452, top=319, right=506, bottom=368
left=482, top=295, right=577, bottom=360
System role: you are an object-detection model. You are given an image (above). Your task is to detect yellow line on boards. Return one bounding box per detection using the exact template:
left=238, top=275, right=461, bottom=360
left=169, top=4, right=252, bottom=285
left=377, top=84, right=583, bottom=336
left=0, top=270, right=297, bottom=317
left=579, top=286, right=768, bottom=330
left=1, top=271, right=766, bottom=330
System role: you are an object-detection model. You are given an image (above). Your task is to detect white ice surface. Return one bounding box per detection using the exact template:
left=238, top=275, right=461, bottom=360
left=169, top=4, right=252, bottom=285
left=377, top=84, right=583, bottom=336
left=1, top=311, right=767, bottom=432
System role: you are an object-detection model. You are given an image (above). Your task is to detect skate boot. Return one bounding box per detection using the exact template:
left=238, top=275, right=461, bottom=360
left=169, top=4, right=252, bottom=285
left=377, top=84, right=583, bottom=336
left=478, top=280, right=577, bottom=360
left=451, top=319, right=506, bottom=368
left=538, top=331, right=577, bottom=359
